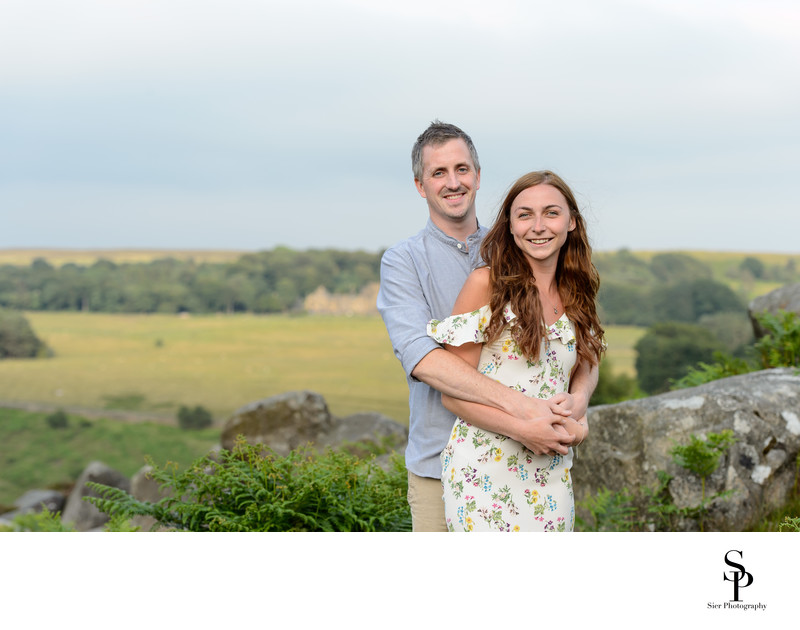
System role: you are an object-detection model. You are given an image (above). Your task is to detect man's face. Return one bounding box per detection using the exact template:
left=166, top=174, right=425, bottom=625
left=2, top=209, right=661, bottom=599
left=414, top=139, right=480, bottom=227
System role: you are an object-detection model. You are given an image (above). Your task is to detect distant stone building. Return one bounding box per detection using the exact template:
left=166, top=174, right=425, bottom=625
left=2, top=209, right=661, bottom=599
left=303, top=282, right=380, bottom=316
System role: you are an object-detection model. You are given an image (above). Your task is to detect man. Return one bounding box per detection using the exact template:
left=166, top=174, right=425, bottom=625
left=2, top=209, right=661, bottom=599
left=377, top=121, right=597, bottom=531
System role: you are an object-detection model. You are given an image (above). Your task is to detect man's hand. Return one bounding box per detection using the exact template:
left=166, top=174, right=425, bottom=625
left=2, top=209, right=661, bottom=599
left=507, top=408, right=575, bottom=456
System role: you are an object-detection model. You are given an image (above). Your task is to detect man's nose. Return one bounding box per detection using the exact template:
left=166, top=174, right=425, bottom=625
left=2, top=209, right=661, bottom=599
left=445, top=171, right=460, bottom=189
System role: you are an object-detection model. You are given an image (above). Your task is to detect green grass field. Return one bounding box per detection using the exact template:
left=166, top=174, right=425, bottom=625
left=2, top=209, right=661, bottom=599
left=0, top=408, right=219, bottom=507
left=2, top=312, right=643, bottom=427
left=1, top=312, right=410, bottom=424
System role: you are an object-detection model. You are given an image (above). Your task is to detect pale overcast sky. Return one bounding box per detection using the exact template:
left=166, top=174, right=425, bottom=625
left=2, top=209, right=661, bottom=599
left=1, top=0, right=798, bottom=253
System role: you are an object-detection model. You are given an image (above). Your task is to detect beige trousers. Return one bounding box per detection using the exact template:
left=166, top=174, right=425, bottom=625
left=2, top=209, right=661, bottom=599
left=407, top=471, right=448, bottom=532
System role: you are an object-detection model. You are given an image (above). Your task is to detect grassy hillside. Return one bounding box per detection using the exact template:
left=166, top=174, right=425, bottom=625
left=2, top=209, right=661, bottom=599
left=0, top=407, right=218, bottom=507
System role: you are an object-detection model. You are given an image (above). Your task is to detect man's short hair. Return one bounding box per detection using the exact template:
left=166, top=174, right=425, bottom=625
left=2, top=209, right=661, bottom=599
left=411, top=120, right=480, bottom=181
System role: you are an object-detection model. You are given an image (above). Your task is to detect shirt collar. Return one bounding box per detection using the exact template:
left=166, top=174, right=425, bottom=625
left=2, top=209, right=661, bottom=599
left=425, top=218, right=485, bottom=252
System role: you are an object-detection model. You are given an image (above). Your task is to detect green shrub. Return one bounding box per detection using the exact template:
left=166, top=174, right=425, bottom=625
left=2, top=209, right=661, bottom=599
left=590, top=360, right=640, bottom=405
left=753, top=310, right=800, bottom=368
left=671, top=352, right=752, bottom=390
left=45, top=409, right=69, bottom=429
left=0, top=309, right=46, bottom=358
left=576, top=487, right=639, bottom=532
left=85, top=438, right=412, bottom=532
left=177, top=405, right=213, bottom=430
left=671, top=309, right=800, bottom=390
left=635, top=322, right=723, bottom=394
left=0, top=507, right=76, bottom=532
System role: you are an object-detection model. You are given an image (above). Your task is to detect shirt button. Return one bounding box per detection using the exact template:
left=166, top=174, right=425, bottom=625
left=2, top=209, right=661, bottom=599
left=457, top=243, right=463, bottom=249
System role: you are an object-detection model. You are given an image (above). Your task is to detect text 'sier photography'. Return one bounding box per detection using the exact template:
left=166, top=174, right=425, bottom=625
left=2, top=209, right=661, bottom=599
left=707, top=549, right=767, bottom=612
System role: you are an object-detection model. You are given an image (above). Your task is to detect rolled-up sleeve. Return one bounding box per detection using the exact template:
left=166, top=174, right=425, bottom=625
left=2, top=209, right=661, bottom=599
left=377, top=245, right=440, bottom=379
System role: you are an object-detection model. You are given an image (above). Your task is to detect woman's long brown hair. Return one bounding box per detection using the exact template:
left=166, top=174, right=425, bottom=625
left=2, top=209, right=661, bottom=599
left=480, top=171, right=605, bottom=368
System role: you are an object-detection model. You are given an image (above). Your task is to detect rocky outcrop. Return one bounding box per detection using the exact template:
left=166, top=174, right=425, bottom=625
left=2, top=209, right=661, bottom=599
left=221, top=390, right=408, bottom=457
left=573, top=368, right=800, bottom=531
left=129, top=466, right=172, bottom=532
left=1, top=391, right=407, bottom=531
left=0, top=489, right=66, bottom=527
left=61, top=461, right=131, bottom=531
left=748, top=282, right=800, bottom=337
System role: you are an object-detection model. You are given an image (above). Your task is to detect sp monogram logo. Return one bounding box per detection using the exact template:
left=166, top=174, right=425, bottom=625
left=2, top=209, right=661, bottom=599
left=723, top=550, right=753, bottom=602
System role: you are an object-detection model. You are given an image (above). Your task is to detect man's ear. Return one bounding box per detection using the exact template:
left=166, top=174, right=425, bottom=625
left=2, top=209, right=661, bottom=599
left=414, top=178, right=427, bottom=199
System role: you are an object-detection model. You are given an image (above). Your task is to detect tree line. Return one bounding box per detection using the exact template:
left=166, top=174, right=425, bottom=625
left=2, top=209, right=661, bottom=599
left=4, top=247, right=798, bottom=398
left=0, top=247, right=382, bottom=314
left=2, top=247, right=795, bottom=322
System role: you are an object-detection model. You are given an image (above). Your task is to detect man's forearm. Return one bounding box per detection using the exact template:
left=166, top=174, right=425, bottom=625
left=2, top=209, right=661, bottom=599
left=441, top=394, right=572, bottom=455
left=412, top=347, right=570, bottom=420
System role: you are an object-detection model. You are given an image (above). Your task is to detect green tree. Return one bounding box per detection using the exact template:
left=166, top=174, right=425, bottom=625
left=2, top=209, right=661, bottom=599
left=651, top=279, right=744, bottom=324
left=649, top=253, right=712, bottom=284
left=635, top=322, right=723, bottom=394
left=177, top=405, right=214, bottom=430
left=597, top=282, right=654, bottom=326
left=590, top=360, right=640, bottom=405
left=739, top=256, right=765, bottom=279
left=0, top=309, right=46, bottom=358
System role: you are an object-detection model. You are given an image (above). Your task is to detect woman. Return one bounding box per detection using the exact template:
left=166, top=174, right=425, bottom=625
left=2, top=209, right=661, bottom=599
left=427, top=170, right=605, bottom=532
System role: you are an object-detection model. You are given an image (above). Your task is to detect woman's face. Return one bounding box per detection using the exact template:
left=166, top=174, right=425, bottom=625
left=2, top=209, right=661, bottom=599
left=509, top=184, right=576, bottom=267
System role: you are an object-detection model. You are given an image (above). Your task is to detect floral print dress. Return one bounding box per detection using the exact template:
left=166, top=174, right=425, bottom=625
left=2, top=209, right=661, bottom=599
left=427, top=304, right=577, bottom=532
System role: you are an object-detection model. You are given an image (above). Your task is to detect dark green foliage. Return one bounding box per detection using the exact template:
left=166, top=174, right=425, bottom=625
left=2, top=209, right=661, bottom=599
left=576, top=487, right=639, bottom=532
left=85, top=438, right=412, bottom=532
left=635, top=322, right=723, bottom=394
left=45, top=409, right=69, bottom=429
left=671, top=352, right=752, bottom=390
left=697, top=311, right=754, bottom=355
left=649, top=253, right=713, bottom=284
left=671, top=310, right=800, bottom=390
left=590, top=360, right=640, bottom=405
left=753, top=310, right=800, bottom=369
left=0, top=507, right=76, bottom=532
left=596, top=283, right=654, bottom=326
left=595, top=251, right=758, bottom=326
left=650, top=279, right=744, bottom=323
left=669, top=430, right=736, bottom=531
left=671, top=430, right=736, bottom=482
left=740, top=256, right=765, bottom=279
left=177, top=405, right=214, bottom=430
left=0, top=309, right=46, bottom=358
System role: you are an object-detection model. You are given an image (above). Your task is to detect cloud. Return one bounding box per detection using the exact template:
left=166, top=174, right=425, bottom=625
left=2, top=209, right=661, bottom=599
left=1, top=1, right=798, bottom=253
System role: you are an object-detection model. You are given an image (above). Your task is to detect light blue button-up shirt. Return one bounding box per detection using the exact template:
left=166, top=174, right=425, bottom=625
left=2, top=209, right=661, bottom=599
left=377, top=218, right=487, bottom=479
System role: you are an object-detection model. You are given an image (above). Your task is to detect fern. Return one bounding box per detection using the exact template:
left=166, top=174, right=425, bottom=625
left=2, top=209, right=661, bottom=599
left=84, top=437, right=411, bottom=532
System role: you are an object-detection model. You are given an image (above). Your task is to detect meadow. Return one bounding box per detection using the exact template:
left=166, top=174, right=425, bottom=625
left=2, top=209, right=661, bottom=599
left=1, top=312, right=410, bottom=423
left=0, top=408, right=218, bottom=508
left=1, top=312, right=645, bottom=427
left=0, top=311, right=644, bottom=507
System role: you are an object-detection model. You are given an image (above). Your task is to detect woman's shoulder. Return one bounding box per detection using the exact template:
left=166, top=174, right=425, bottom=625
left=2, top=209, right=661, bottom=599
left=453, top=267, right=491, bottom=313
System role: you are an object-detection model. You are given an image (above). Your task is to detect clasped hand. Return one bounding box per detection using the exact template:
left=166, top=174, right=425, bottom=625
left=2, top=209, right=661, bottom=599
left=514, top=392, right=584, bottom=456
